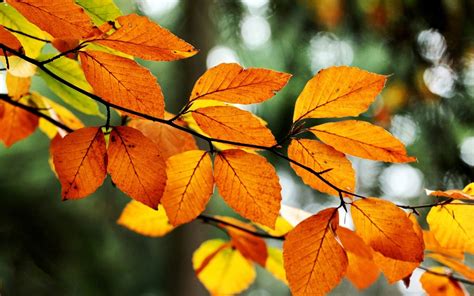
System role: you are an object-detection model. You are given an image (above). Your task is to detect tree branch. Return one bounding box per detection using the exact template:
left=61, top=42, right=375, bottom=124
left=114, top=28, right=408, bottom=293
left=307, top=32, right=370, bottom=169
left=418, top=265, right=474, bottom=286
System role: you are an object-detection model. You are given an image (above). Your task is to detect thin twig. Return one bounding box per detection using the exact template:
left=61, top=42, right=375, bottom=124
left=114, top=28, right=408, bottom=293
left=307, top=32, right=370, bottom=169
left=3, top=26, right=51, bottom=43
left=418, top=265, right=474, bottom=286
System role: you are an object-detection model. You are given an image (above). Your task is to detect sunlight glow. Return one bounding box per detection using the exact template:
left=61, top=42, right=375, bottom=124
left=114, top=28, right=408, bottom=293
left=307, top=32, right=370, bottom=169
left=380, top=164, right=424, bottom=200
left=136, top=0, right=179, bottom=17
left=206, top=46, right=240, bottom=69
left=308, top=32, right=353, bottom=73
left=240, top=15, right=271, bottom=49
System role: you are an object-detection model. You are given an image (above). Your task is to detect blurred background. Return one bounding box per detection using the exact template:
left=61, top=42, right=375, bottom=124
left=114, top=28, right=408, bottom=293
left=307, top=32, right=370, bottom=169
left=1, top=0, right=474, bottom=295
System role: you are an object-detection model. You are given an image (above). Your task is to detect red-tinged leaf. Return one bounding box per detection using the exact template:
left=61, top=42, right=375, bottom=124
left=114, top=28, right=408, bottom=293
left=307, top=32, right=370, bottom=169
left=91, top=14, right=197, bottom=61
left=52, top=38, right=80, bottom=56
left=426, top=186, right=474, bottom=200
left=310, top=120, right=416, bottom=163
left=214, top=149, right=282, bottom=227
left=351, top=198, right=424, bottom=262
left=217, top=216, right=268, bottom=266
left=6, top=0, right=95, bottom=39
left=287, top=139, right=355, bottom=196
left=283, top=208, right=347, bottom=296
left=52, top=127, right=107, bottom=199
left=107, top=126, right=167, bottom=209
left=0, top=99, right=38, bottom=147
left=161, top=150, right=214, bottom=226
left=293, top=66, right=387, bottom=122
left=420, top=268, right=466, bottom=296
left=189, top=63, right=291, bottom=104
left=192, top=105, right=276, bottom=148
left=79, top=50, right=164, bottom=119
left=0, top=26, right=22, bottom=54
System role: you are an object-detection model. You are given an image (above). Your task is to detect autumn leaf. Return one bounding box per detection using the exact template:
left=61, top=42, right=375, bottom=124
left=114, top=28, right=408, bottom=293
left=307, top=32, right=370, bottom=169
left=161, top=150, right=214, bottom=226
left=0, top=98, right=38, bottom=147
left=79, top=50, right=165, bottom=119
left=337, top=227, right=380, bottom=290
left=192, top=105, right=276, bottom=148
left=427, top=201, right=474, bottom=253
left=76, top=0, right=122, bottom=25
left=6, top=73, right=30, bottom=100
left=423, top=230, right=464, bottom=260
left=51, top=38, right=80, bottom=56
left=216, top=216, right=268, bottom=266
left=192, top=239, right=256, bottom=295
left=425, top=183, right=474, bottom=200
left=420, top=268, right=466, bottom=296
left=107, top=126, right=167, bottom=209
left=428, top=253, right=474, bottom=280
left=189, top=63, right=291, bottom=104
left=293, top=66, right=386, bottom=122
left=6, top=0, right=95, bottom=39
left=351, top=198, right=424, bottom=262
left=214, top=149, right=281, bottom=227
left=128, top=119, right=197, bottom=160
left=256, top=216, right=293, bottom=237
left=288, top=139, right=355, bottom=196
left=283, top=208, right=347, bottom=296
left=310, top=120, right=416, bottom=163
left=266, top=247, right=287, bottom=284
left=52, top=127, right=107, bottom=199
left=117, top=201, right=174, bottom=237
left=0, top=25, right=22, bottom=54
left=90, top=14, right=197, bottom=61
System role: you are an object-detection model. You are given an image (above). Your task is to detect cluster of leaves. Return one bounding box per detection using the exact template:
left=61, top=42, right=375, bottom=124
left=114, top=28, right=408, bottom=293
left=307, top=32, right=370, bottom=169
left=1, top=1, right=474, bottom=295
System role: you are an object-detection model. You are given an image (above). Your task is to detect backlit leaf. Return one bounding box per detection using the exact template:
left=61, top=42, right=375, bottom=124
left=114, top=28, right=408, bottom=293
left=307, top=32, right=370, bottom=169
left=283, top=208, right=347, bottom=296
left=192, top=105, right=276, bottom=148
left=293, top=66, right=386, bottom=122
left=192, top=239, right=256, bottom=295
left=38, top=54, right=100, bottom=115
left=428, top=253, right=474, bottom=280
left=161, top=150, right=213, bottom=226
left=427, top=201, right=474, bottom=253
left=214, top=149, right=281, bottom=227
left=423, top=230, right=464, bottom=260
left=0, top=97, right=38, bottom=147
left=6, top=0, right=95, bottom=39
left=420, top=267, right=466, bottom=296
left=6, top=73, right=30, bottom=99
left=0, top=56, right=36, bottom=77
left=189, top=63, right=291, bottom=104
left=351, top=198, right=424, bottom=262
left=76, top=0, right=122, bottom=25
left=266, top=247, right=287, bottom=284
left=256, top=216, right=293, bottom=236
left=0, top=25, right=22, bottom=54
left=372, top=252, right=420, bottom=284
left=117, top=201, right=174, bottom=237
left=310, top=120, right=416, bottom=163
left=79, top=50, right=164, bottom=119
left=107, top=126, right=167, bottom=209
left=91, top=14, right=197, bottom=61
left=426, top=183, right=474, bottom=200
left=337, top=227, right=380, bottom=290
left=288, top=139, right=355, bottom=196
left=52, top=127, right=107, bottom=199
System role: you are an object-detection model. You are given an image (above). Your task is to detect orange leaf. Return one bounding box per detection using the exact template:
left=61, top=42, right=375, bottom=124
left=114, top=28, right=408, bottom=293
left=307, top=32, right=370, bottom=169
left=283, top=208, right=347, bottom=296
left=0, top=26, right=22, bottom=54
left=192, top=105, right=276, bottom=148
left=79, top=50, right=164, bottom=119
left=107, top=126, right=167, bottom=209
left=128, top=119, right=197, bottom=160
left=293, top=66, right=386, bottom=122
left=6, top=73, right=31, bottom=100
left=117, top=201, right=174, bottom=237
left=337, top=227, right=380, bottom=290
left=216, top=216, right=268, bottom=266
left=423, top=230, right=464, bottom=260
left=288, top=139, right=355, bottom=196
left=420, top=268, right=466, bottom=296
left=189, top=63, right=291, bottom=104
left=91, top=14, right=197, bottom=61
left=0, top=99, right=38, bottom=147
left=372, top=252, right=420, bottom=284
left=214, top=149, right=281, bottom=227
left=426, top=188, right=474, bottom=200
left=52, top=38, right=80, bottom=56
left=310, top=120, right=416, bottom=163
left=52, top=127, right=107, bottom=199
left=6, top=0, right=95, bottom=39
left=161, top=150, right=214, bottom=226
left=428, top=253, right=474, bottom=280
left=351, top=198, right=424, bottom=262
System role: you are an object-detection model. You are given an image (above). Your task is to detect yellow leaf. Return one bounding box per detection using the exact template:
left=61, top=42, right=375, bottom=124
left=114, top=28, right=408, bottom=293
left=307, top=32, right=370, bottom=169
left=6, top=73, right=30, bottom=100
left=420, top=267, right=466, bottom=296
left=288, top=139, right=355, bottom=196
left=283, top=208, right=347, bottom=296
left=256, top=216, right=293, bottom=236
left=429, top=253, right=474, bottom=280
left=351, top=198, right=424, bottom=262
left=423, top=230, right=464, bottom=260
left=214, top=149, right=281, bottom=227
left=0, top=56, right=36, bottom=77
left=192, top=105, right=276, bottom=148
left=190, top=63, right=291, bottom=104
left=310, top=120, right=416, bottom=163
left=117, top=201, right=174, bottom=237
left=293, top=66, right=386, bottom=122
left=427, top=201, right=474, bottom=253
left=265, top=247, right=287, bottom=284
left=161, top=150, right=214, bottom=226
left=192, top=239, right=256, bottom=296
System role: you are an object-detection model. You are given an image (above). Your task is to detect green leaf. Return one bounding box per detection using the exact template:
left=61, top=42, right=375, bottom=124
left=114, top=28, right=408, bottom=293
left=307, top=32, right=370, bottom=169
left=38, top=54, right=101, bottom=116
left=0, top=3, right=47, bottom=57
left=75, top=0, right=122, bottom=25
